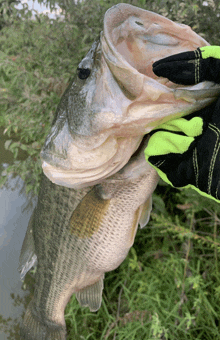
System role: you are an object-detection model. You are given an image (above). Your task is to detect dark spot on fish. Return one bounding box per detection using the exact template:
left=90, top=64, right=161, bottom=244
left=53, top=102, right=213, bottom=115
left=135, top=21, right=144, bottom=26
left=77, top=68, right=91, bottom=80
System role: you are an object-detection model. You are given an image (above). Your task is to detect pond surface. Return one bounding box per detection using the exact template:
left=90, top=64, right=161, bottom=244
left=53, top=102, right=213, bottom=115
left=0, top=128, right=36, bottom=340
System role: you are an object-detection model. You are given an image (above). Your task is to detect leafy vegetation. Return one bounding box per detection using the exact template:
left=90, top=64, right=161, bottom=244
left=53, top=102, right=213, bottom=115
left=1, top=0, right=220, bottom=339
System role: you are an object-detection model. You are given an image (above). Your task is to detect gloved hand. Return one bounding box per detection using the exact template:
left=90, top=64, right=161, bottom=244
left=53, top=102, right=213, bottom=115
left=145, top=98, right=220, bottom=203
left=153, top=46, right=220, bottom=85
left=145, top=46, right=220, bottom=202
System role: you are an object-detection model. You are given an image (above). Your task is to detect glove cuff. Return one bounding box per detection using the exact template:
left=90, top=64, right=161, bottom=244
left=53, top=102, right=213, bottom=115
left=199, top=46, right=220, bottom=59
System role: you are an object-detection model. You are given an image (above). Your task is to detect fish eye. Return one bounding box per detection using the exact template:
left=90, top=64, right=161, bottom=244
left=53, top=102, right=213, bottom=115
left=77, top=68, right=91, bottom=80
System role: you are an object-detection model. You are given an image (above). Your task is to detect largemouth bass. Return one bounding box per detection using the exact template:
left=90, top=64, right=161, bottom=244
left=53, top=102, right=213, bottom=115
left=19, top=3, right=220, bottom=340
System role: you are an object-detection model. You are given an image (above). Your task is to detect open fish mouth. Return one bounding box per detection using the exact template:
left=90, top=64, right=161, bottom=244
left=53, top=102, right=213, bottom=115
left=41, top=3, right=220, bottom=189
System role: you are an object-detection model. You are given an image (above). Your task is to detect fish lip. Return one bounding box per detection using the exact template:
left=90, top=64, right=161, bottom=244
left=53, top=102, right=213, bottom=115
left=40, top=151, right=72, bottom=170
left=41, top=161, right=73, bottom=173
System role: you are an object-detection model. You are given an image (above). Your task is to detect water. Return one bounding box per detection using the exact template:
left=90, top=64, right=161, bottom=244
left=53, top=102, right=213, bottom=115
left=0, top=128, right=36, bottom=340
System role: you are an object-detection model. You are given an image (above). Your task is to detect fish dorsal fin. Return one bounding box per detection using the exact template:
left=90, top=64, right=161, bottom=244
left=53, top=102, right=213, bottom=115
left=75, top=276, right=104, bottom=312
left=139, top=196, right=152, bottom=229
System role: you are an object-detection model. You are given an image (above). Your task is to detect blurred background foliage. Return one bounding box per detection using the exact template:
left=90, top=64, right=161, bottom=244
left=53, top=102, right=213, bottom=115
left=1, top=0, right=220, bottom=339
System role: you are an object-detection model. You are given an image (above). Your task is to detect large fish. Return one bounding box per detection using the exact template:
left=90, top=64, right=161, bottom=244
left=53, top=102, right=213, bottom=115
left=19, top=3, right=220, bottom=340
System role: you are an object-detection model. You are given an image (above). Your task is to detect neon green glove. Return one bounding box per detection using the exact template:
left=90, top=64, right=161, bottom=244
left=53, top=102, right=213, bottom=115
left=144, top=99, right=220, bottom=203
left=153, top=46, right=220, bottom=85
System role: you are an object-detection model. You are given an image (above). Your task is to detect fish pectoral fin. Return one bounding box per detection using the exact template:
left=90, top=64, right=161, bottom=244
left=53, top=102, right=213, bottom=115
left=139, top=196, right=153, bottom=229
left=75, top=277, right=104, bottom=312
left=70, top=188, right=110, bottom=238
left=18, top=210, right=38, bottom=280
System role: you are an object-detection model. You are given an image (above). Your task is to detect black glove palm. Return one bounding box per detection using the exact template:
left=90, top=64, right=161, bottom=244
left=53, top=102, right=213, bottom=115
left=153, top=46, right=220, bottom=85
